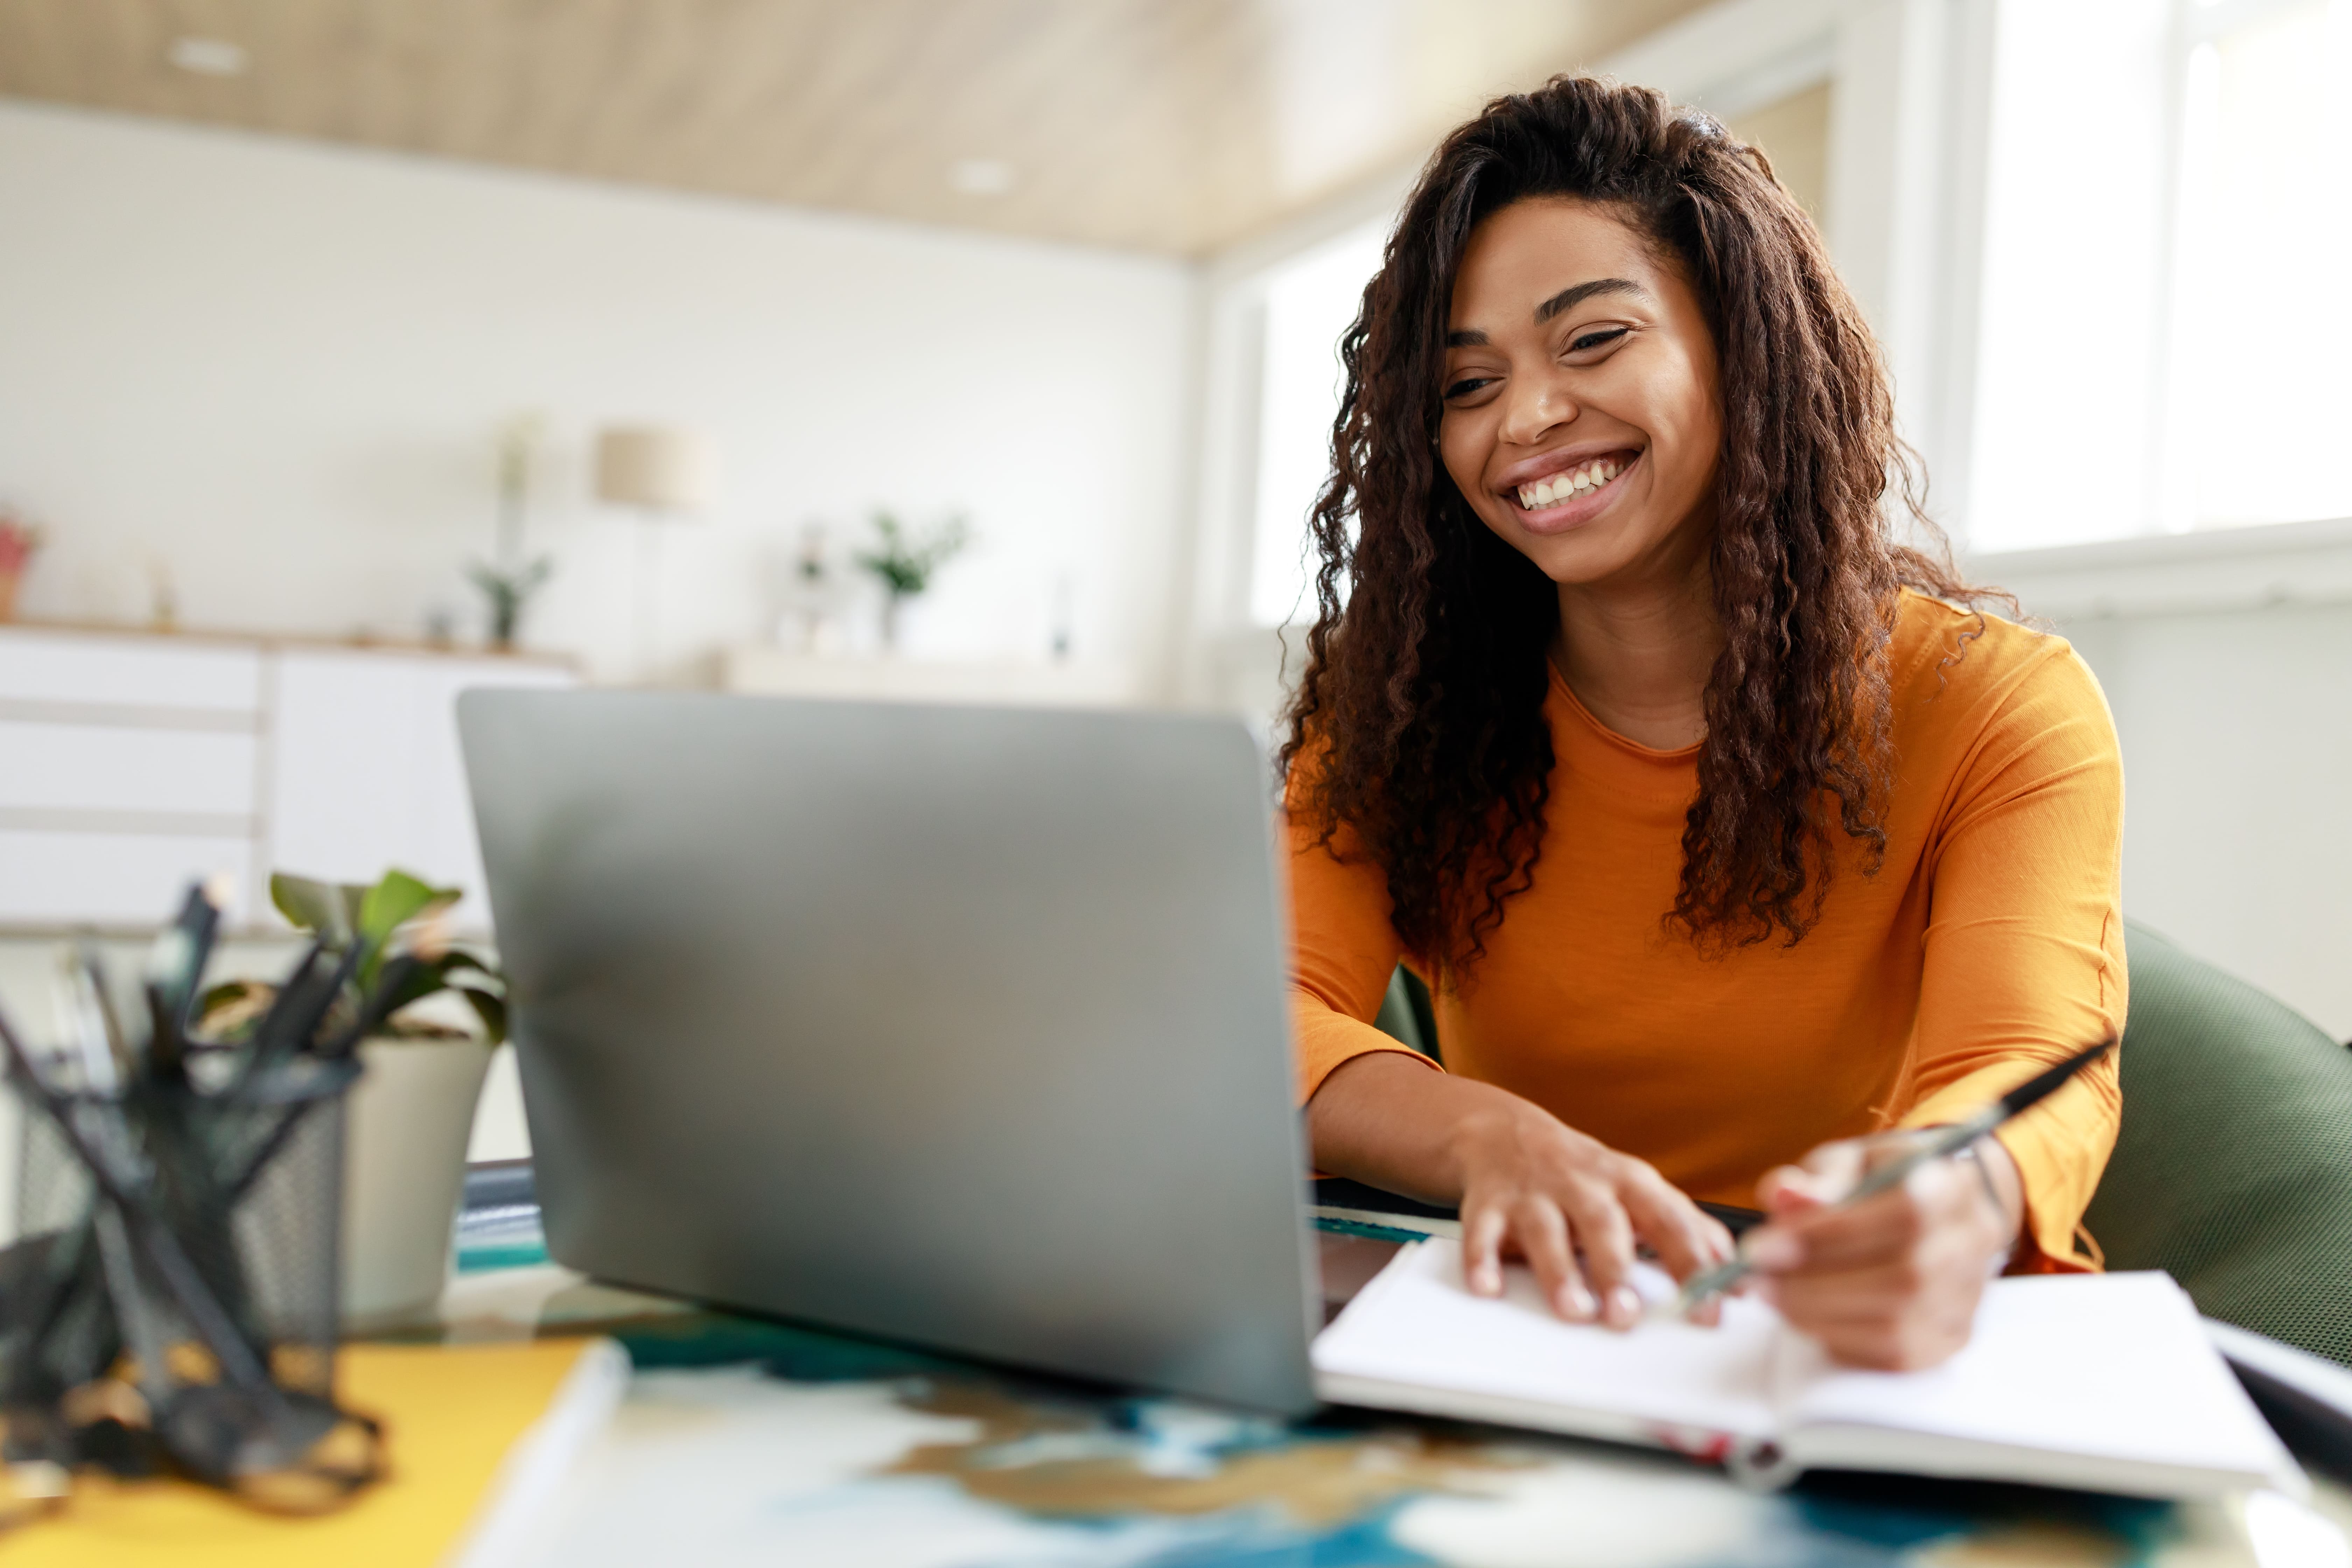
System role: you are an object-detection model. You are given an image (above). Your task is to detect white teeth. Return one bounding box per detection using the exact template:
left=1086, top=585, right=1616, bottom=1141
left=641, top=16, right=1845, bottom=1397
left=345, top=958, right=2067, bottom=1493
left=1517, top=458, right=1628, bottom=510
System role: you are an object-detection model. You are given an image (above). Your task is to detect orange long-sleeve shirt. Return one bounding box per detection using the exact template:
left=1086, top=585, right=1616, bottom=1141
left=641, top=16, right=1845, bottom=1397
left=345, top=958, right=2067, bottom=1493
left=1288, top=592, right=2126, bottom=1271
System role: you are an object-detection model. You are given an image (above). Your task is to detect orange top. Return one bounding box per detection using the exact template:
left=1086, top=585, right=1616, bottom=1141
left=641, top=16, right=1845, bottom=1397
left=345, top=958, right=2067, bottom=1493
left=1288, top=593, right=2126, bottom=1271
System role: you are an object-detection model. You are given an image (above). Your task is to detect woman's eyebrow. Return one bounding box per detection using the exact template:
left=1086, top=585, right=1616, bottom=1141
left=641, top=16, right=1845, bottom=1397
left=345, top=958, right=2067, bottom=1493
left=1446, top=277, right=1651, bottom=346
left=1533, top=277, right=1647, bottom=323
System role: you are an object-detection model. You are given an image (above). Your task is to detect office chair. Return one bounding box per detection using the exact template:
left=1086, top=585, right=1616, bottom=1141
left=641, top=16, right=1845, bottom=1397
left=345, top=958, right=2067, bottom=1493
left=2083, top=921, right=2352, bottom=1367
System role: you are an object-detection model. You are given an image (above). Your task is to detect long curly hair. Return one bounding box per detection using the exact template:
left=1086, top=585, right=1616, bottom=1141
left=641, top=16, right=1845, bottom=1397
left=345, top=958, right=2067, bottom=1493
left=1279, top=75, right=1994, bottom=978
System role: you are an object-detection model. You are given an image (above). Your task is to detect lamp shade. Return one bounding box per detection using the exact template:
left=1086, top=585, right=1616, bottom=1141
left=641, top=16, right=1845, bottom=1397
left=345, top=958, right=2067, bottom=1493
left=594, top=426, right=715, bottom=512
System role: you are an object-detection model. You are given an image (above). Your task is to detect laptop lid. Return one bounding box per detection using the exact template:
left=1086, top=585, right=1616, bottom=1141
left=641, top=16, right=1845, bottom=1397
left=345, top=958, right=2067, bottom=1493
left=457, top=689, right=1319, bottom=1413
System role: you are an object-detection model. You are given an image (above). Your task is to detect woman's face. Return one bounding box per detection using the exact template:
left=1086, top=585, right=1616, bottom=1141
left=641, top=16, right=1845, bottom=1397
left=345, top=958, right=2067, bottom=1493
left=1438, top=197, right=1722, bottom=588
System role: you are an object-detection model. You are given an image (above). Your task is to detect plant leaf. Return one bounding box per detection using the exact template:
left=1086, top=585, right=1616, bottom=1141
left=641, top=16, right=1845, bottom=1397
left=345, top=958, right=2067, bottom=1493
left=356, top=869, right=459, bottom=951
left=442, top=951, right=506, bottom=995
left=195, top=978, right=273, bottom=1043
left=271, top=873, right=354, bottom=944
left=456, top=986, right=507, bottom=1045
left=375, top=951, right=460, bottom=1021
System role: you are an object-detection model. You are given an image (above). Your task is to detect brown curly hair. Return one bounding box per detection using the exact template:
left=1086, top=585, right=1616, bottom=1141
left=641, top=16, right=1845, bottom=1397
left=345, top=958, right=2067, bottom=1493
left=1279, top=75, right=1994, bottom=978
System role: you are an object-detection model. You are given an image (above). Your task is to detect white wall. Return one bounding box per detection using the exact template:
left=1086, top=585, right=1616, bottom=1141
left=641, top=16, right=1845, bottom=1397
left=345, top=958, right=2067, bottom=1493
left=2057, top=604, right=2352, bottom=1043
left=1979, top=527, right=2352, bottom=1041
left=0, top=101, right=1195, bottom=687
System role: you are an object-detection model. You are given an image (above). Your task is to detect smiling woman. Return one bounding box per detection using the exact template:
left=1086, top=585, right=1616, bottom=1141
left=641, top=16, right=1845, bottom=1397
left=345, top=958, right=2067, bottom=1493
left=1282, top=77, right=2126, bottom=1373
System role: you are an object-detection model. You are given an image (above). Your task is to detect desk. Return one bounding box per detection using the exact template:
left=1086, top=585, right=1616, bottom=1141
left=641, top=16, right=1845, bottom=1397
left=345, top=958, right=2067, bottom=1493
left=415, top=1234, right=2343, bottom=1567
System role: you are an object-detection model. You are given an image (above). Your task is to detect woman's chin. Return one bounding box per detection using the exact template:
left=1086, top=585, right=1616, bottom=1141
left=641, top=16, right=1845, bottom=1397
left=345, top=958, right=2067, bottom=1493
left=1508, top=515, right=1663, bottom=587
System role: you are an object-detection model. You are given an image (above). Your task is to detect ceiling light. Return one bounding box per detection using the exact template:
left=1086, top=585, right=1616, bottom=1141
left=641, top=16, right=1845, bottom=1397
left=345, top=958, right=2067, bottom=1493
left=168, top=36, right=248, bottom=76
left=946, top=159, right=1016, bottom=197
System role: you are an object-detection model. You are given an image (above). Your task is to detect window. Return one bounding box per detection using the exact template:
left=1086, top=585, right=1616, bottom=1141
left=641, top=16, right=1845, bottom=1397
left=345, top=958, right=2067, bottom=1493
left=1247, top=221, right=1386, bottom=628
left=1968, top=0, right=2352, bottom=552
left=2161, top=0, right=2352, bottom=530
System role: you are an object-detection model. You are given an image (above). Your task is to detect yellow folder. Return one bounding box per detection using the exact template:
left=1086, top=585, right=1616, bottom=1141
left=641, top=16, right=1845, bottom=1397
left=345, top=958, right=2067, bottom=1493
left=7, top=1336, right=604, bottom=1567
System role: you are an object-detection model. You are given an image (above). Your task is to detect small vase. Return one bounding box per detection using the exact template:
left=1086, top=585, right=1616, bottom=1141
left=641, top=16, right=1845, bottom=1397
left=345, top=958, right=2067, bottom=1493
left=340, top=1035, right=494, bottom=1330
left=0, top=570, right=20, bottom=623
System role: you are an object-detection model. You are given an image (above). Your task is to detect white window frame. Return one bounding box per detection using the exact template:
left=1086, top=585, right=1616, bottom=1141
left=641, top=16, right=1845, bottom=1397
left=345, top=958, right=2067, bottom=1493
left=1980, top=0, right=2352, bottom=608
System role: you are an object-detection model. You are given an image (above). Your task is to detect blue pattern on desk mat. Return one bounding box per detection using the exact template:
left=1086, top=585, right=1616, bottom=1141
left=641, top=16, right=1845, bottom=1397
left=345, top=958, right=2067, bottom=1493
left=595, top=1306, right=2186, bottom=1567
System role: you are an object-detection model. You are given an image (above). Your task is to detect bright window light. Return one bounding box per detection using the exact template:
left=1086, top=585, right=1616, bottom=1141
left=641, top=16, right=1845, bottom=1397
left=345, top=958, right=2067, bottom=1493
left=2161, top=0, right=2352, bottom=529
left=1249, top=222, right=1386, bottom=627
left=1970, top=0, right=2352, bottom=552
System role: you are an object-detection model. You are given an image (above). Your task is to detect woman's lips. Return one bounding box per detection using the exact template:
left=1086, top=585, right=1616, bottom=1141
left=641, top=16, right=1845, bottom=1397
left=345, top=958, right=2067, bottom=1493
left=1505, top=450, right=1641, bottom=532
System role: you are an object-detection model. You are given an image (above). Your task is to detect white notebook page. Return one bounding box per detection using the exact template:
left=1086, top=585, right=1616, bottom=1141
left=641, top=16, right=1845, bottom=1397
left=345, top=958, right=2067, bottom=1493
left=1313, top=1238, right=1781, bottom=1440
left=1778, top=1272, right=2295, bottom=1483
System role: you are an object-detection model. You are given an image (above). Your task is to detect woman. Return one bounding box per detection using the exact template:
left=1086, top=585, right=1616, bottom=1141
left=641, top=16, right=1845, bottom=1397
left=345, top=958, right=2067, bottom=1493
left=1285, top=77, right=2123, bottom=1371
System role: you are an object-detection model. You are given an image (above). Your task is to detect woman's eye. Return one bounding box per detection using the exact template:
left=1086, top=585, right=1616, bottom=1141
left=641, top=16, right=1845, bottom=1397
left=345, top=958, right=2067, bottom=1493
left=1568, top=327, right=1631, bottom=355
left=1443, top=376, right=1495, bottom=400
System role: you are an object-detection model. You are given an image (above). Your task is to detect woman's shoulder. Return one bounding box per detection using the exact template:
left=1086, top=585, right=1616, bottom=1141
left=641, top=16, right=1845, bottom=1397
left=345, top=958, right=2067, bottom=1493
left=1885, top=588, right=2111, bottom=735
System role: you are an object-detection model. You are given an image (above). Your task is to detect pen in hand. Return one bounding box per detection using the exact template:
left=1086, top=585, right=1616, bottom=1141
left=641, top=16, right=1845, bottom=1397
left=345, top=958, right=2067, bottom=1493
left=1656, top=1038, right=2116, bottom=1322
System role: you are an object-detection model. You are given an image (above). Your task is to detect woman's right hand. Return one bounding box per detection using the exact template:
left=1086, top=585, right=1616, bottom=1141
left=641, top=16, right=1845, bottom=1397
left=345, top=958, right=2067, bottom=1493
left=1309, top=1052, right=1735, bottom=1330
left=1451, top=1094, right=1733, bottom=1328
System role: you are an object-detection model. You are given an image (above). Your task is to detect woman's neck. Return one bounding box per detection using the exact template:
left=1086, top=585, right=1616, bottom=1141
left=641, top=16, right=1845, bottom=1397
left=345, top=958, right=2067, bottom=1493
left=1551, top=550, right=1720, bottom=751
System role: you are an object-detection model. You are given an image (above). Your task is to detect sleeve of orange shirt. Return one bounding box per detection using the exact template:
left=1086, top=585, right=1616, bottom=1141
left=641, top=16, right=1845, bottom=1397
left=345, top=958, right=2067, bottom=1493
left=1284, top=757, right=1442, bottom=1102
left=1896, top=636, right=2127, bottom=1273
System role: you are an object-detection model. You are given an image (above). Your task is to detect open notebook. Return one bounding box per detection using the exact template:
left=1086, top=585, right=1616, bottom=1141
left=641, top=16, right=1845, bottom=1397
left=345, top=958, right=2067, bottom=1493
left=1313, top=1239, right=2301, bottom=1499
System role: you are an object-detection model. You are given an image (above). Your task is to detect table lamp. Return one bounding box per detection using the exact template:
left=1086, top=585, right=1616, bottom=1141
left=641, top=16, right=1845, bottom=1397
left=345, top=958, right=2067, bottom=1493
left=594, top=425, right=714, bottom=680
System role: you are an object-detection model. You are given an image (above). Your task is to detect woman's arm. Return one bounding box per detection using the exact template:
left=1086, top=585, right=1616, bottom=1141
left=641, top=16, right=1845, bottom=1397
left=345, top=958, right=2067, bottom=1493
left=1741, top=629, right=2124, bottom=1366
left=1287, top=753, right=1735, bottom=1324
left=1311, top=1052, right=1735, bottom=1327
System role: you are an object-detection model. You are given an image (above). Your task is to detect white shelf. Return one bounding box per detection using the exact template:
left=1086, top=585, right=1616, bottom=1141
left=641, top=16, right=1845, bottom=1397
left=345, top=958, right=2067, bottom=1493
left=721, top=648, right=1140, bottom=708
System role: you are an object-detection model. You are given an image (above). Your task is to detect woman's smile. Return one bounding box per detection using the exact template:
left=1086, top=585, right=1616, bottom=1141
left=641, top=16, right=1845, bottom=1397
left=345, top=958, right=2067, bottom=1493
left=1501, top=447, right=1643, bottom=533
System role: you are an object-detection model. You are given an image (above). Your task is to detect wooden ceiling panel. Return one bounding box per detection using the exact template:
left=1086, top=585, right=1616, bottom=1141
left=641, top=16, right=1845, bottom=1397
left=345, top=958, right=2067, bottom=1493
left=0, top=0, right=1710, bottom=254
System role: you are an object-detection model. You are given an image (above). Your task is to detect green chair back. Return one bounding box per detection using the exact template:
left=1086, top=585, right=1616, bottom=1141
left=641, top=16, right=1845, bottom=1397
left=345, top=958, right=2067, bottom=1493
left=1372, top=968, right=1440, bottom=1063
left=2085, top=922, right=2352, bottom=1365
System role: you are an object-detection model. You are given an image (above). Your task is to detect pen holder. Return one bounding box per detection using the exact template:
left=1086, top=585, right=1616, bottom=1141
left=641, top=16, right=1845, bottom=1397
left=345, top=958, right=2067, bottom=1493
left=0, top=929, right=387, bottom=1530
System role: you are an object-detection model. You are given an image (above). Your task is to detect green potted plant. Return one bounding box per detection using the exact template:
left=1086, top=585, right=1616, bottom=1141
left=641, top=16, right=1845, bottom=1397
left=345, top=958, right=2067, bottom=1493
left=855, top=510, right=972, bottom=650
left=204, top=868, right=506, bottom=1329
left=468, top=411, right=557, bottom=652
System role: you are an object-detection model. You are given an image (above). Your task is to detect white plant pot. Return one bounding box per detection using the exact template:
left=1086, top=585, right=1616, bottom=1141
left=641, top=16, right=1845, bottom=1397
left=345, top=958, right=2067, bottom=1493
left=340, top=1035, right=493, bottom=1331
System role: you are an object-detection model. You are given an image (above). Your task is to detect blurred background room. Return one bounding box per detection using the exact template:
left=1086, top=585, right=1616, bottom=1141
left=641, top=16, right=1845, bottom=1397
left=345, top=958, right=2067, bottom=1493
left=1, top=0, right=2347, bottom=1198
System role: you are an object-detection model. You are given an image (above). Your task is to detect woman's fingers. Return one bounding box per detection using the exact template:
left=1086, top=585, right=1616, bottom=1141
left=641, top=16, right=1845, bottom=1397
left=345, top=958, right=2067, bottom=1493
left=1763, top=1161, right=1984, bottom=1275
left=1750, top=1133, right=2009, bottom=1372
left=1618, top=1163, right=1735, bottom=1281
left=1769, top=1258, right=1939, bottom=1320
left=1512, top=1197, right=1596, bottom=1321
left=1772, top=1261, right=1981, bottom=1370
left=1554, top=1181, right=1642, bottom=1328
left=1460, top=1199, right=1510, bottom=1297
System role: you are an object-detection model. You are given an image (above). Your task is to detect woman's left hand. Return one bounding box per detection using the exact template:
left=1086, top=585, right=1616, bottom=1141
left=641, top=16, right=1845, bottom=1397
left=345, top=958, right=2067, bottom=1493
left=1743, top=1132, right=2024, bottom=1370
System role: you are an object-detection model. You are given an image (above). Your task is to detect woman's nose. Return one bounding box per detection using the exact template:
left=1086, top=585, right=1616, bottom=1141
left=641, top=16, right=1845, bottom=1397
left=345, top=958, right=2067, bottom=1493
left=1498, top=369, right=1577, bottom=447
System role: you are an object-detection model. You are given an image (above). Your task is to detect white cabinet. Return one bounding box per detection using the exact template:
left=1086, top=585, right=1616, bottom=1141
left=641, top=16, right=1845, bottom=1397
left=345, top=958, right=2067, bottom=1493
left=0, top=628, right=262, bottom=711
left=0, top=626, right=574, bottom=932
left=267, top=648, right=572, bottom=929
left=0, top=629, right=266, bottom=923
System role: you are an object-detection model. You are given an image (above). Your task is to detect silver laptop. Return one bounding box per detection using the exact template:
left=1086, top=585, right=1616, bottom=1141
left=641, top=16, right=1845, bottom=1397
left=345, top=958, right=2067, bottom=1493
left=457, top=689, right=1319, bottom=1413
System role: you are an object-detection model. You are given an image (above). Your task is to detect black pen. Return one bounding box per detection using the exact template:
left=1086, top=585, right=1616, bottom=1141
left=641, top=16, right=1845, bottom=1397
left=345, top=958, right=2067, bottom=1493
left=1659, top=1038, right=2117, bottom=1320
